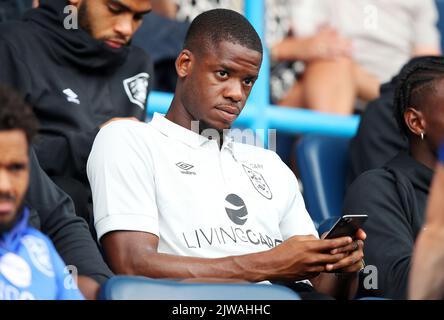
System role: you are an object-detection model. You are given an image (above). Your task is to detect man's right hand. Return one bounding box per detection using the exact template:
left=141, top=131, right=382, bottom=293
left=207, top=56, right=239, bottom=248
left=263, top=235, right=354, bottom=281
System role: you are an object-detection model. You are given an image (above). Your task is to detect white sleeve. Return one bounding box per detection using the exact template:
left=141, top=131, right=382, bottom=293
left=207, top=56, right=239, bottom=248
left=87, top=121, right=159, bottom=241
left=277, top=156, right=319, bottom=239
left=412, top=0, right=441, bottom=49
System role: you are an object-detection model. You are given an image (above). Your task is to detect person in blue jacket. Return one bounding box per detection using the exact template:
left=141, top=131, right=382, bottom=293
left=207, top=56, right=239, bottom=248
left=0, top=85, right=84, bottom=300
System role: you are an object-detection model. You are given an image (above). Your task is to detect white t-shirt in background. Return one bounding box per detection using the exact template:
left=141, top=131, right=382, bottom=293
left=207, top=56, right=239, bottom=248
left=290, top=0, right=441, bottom=83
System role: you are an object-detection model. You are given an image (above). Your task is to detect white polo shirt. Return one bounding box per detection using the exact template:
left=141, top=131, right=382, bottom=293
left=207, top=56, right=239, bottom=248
left=87, top=113, right=318, bottom=258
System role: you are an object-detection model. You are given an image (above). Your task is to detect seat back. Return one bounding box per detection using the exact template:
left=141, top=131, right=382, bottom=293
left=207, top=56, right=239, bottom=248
left=99, top=276, right=300, bottom=300
left=296, top=134, right=351, bottom=227
left=437, top=0, right=444, bottom=52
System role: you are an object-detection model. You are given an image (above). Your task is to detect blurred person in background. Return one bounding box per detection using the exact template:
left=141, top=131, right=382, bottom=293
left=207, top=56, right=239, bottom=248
left=268, top=0, right=441, bottom=115
left=0, top=86, right=83, bottom=300
left=343, top=57, right=444, bottom=299
left=345, top=58, right=435, bottom=186
left=0, top=0, right=153, bottom=229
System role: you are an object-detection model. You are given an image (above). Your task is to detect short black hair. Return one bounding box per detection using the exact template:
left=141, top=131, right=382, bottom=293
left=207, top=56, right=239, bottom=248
left=183, top=9, right=263, bottom=56
left=0, top=85, right=38, bottom=143
left=394, top=56, right=444, bottom=137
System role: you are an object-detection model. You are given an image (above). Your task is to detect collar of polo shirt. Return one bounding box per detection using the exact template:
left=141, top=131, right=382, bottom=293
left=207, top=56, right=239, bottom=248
left=151, top=113, right=235, bottom=153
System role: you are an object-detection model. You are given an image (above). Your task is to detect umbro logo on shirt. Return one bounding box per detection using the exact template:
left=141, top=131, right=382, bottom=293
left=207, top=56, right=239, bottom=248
left=225, top=194, right=248, bottom=225
left=176, top=162, right=196, bottom=175
left=63, top=89, right=80, bottom=105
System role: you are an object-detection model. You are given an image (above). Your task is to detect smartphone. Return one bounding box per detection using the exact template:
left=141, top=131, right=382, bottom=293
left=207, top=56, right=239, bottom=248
left=324, top=214, right=368, bottom=239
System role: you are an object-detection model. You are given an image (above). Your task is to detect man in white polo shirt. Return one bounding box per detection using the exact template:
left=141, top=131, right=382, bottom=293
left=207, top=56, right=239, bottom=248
left=87, top=9, right=366, bottom=299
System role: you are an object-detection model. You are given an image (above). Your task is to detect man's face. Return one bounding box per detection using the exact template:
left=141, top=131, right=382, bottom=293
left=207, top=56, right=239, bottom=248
left=72, top=0, right=152, bottom=49
left=180, top=41, right=262, bottom=131
left=0, top=130, right=29, bottom=231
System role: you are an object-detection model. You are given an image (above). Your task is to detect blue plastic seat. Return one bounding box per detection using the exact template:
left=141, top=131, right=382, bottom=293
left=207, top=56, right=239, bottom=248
left=99, top=276, right=301, bottom=300
left=437, top=0, right=444, bottom=52
left=296, top=134, right=351, bottom=228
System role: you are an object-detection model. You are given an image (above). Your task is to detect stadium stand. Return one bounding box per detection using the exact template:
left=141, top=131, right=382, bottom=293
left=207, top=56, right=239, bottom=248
left=296, top=135, right=351, bottom=228
left=148, top=0, right=444, bottom=140
left=2, top=0, right=444, bottom=301
left=147, top=0, right=361, bottom=143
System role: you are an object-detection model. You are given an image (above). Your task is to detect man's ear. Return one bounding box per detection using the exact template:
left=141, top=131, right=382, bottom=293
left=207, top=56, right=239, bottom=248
left=176, top=50, right=193, bottom=78
left=404, top=107, right=426, bottom=137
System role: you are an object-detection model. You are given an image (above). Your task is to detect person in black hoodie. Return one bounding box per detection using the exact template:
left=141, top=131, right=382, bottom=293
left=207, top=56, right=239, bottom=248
left=346, top=75, right=408, bottom=187
left=346, top=57, right=444, bottom=187
left=26, top=147, right=113, bottom=299
left=0, top=0, right=153, bottom=225
left=343, top=56, right=444, bottom=299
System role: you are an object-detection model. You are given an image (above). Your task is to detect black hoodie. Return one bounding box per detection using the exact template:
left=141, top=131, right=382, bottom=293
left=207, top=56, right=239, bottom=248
left=26, top=149, right=113, bottom=284
left=347, top=77, right=409, bottom=187
left=0, top=0, right=153, bottom=184
left=343, top=152, right=433, bottom=299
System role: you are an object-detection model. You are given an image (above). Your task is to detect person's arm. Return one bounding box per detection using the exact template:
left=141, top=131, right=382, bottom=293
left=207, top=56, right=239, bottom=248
left=270, top=27, right=352, bottom=63
left=412, top=0, right=441, bottom=57
left=102, top=231, right=358, bottom=284
left=353, top=63, right=380, bottom=102
left=310, top=228, right=366, bottom=300
left=410, top=163, right=444, bottom=299
left=343, top=169, right=415, bottom=299
left=412, top=47, right=441, bottom=57
left=25, top=148, right=113, bottom=293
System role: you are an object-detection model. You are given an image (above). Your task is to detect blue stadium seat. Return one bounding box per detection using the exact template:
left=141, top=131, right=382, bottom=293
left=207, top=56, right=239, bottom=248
left=296, top=134, right=351, bottom=228
left=98, top=276, right=301, bottom=300
left=436, top=0, right=444, bottom=52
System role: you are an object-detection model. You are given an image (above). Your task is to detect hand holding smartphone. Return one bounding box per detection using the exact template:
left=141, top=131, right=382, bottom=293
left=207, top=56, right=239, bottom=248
left=324, top=214, right=368, bottom=239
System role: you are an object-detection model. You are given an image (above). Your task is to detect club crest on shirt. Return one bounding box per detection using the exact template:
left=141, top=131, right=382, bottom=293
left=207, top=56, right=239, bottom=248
left=21, top=235, right=54, bottom=278
left=0, top=253, right=32, bottom=288
left=242, top=164, right=272, bottom=200
left=123, top=72, right=150, bottom=110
